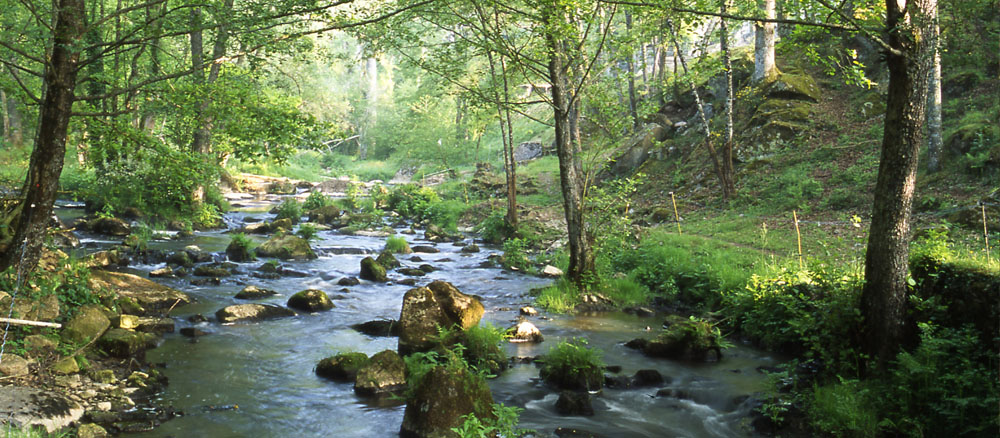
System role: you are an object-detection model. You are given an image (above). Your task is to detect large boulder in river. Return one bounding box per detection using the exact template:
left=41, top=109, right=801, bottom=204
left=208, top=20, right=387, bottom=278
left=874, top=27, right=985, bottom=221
left=287, top=289, right=334, bottom=312
left=351, top=319, right=400, bottom=337
left=256, top=233, right=316, bottom=260
left=225, top=238, right=257, bottom=262
left=397, top=281, right=484, bottom=355
left=234, top=285, right=278, bottom=300
left=400, top=366, right=495, bottom=438
left=88, top=270, right=192, bottom=315
left=307, top=205, right=344, bottom=225
left=376, top=251, right=400, bottom=269
left=215, top=304, right=296, bottom=323
left=354, top=350, right=407, bottom=397
left=360, top=257, right=388, bottom=282
left=628, top=316, right=724, bottom=362
left=87, top=217, right=131, bottom=236
left=316, top=352, right=369, bottom=382
left=61, top=304, right=111, bottom=344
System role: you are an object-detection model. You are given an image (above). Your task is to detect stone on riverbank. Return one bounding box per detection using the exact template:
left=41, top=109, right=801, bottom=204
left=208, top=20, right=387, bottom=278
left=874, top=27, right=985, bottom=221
left=351, top=319, right=400, bottom=337
left=508, top=320, right=543, bottom=343
left=316, top=352, right=369, bottom=382
left=400, top=366, right=495, bottom=438
left=0, top=386, right=84, bottom=432
left=98, top=329, right=157, bottom=358
left=354, top=350, right=406, bottom=397
left=215, top=304, right=296, bottom=323
left=287, top=289, right=334, bottom=312
left=88, top=271, right=192, bottom=315
left=61, top=305, right=111, bottom=344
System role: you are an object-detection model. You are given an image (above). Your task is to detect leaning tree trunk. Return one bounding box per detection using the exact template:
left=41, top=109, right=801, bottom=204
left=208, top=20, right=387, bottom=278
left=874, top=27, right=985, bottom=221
left=625, top=12, right=640, bottom=132
left=862, top=0, right=936, bottom=370
left=543, top=8, right=594, bottom=286
left=719, top=1, right=736, bottom=197
left=752, top=0, right=777, bottom=83
left=0, top=0, right=85, bottom=273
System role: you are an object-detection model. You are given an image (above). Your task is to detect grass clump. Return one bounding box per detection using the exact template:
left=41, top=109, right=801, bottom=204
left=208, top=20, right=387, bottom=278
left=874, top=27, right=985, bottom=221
left=303, top=190, right=334, bottom=210
left=808, top=378, right=879, bottom=438
left=295, top=223, right=319, bottom=241
left=274, top=198, right=303, bottom=224
left=534, top=278, right=580, bottom=313
left=385, top=235, right=412, bottom=254
left=538, top=339, right=604, bottom=391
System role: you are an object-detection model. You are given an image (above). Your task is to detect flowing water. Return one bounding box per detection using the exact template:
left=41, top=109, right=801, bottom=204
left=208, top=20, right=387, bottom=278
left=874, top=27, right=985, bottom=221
left=59, top=199, right=779, bottom=438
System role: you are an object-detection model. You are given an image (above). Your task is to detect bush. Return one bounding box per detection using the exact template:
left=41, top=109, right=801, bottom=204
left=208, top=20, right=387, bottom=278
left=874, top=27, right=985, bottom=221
left=303, top=190, right=334, bottom=211
left=877, top=323, right=999, bottom=437
left=423, top=199, right=468, bottom=232
left=385, top=235, right=411, bottom=254
left=501, top=238, right=533, bottom=272
left=477, top=210, right=513, bottom=244
left=723, top=266, right=864, bottom=377
left=809, top=378, right=879, bottom=438
left=274, top=198, right=303, bottom=224
left=539, top=339, right=604, bottom=390
left=457, top=323, right=508, bottom=376
left=386, top=184, right=440, bottom=219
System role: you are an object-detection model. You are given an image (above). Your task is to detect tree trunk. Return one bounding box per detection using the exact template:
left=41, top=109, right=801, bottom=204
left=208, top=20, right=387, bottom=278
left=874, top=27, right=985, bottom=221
left=625, top=12, right=640, bottom=131
left=862, top=0, right=936, bottom=370
left=719, top=1, right=736, bottom=198
left=668, top=20, right=732, bottom=200
left=0, top=0, right=85, bottom=273
left=543, top=8, right=594, bottom=286
left=925, top=14, right=942, bottom=173
left=361, top=55, right=378, bottom=160
left=753, top=0, right=777, bottom=83
left=1, top=90, right=9, bottom=144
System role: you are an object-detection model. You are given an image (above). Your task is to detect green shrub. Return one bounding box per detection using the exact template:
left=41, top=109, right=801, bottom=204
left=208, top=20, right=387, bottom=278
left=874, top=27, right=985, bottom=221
left=274, top=198, right=303, bottom=223
left=457, top=323, right=509, bottom=376
left=477, top=210, right=513, bottom=244
left=423, top=199, right=469, bottom=232
left=723, top=266, right=864, bottom=377
left=809, top=378, right=879, bottom=438
left=295, top=223, right=319, bottom=241
left=452, top=403, right=531, bottom=438
left=385, top=235, right=411, bottom=254
left=386, top=184, right=440, bottom=219
left=303, top=190, right=334, bottom=211
left=501, top=238, right=533, bottom=272
left=539, top=339, right=604, bottom=390
left=878, top=323, right=999, bottom=437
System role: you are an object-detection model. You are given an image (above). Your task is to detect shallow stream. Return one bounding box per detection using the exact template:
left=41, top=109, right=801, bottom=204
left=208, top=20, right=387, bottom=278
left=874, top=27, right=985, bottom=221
left=59, top=199, right=778, bottom=438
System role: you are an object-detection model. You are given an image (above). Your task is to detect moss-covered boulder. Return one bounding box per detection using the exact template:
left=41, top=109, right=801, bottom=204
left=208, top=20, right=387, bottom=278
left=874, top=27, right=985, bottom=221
left=632, top=316, right=725, bottom=361
left=61, top=304, right=111, bottom=344
left=215, top=304, right=296, bottom=323
left=376, top=250, right=401, bottom=269
left=360, top=256, right=388, bottom=282
left=316, top=352, right=369, bottom=382
left=88, top=217, right=131, bottom=236
left=4, top=293, right=61, bottom=322
left=50, top=356, right=80, bottom=375
left=225, top=239, right=257, bottom=262
left=354, top=350, right=407, bottom=397
left=234, top=285, right=278, bottom=300
left=256, top=234, right=316, bottom=260
left=88, top=270, right=192, bottom=315
left=424, top=224, right=460, bottom=243
left=287, top=289, right=334, bottom=312
left=400, top=366, right=496, bottom=438
left=193, top=264, right=233, bottom=277
left=307, top=205, right=344, bottom=225
left=0, top=353, right=29, bottom=377
left=97, top=328, right=157, bottom=358
left=397, top=281, right=485, bottom=355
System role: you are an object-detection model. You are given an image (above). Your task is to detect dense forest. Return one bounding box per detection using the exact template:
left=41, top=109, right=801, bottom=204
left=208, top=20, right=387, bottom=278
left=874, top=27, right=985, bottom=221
left=0, top=0, right=997, bottom=437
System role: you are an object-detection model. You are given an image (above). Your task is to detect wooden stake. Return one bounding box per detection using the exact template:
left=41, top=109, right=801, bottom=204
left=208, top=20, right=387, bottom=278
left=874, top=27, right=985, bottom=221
left=793, top=210, right=803, bottom=269
left=670, top=192, right=681, bottom=235
left=0, top=317, right=62, bottom=329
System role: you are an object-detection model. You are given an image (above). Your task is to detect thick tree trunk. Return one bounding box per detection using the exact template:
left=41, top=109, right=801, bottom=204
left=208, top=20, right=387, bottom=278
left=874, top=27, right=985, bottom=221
left=753, top=0, right=777, bottom=83
left=925, top=16, right=942, bottom=173
left=544, top=9, right=594, bottom=286
left=1, top=90, right=9, bottom=144
left=862, top=0, right=936, bottom=370
left=0, top=0, right=85, bottom=273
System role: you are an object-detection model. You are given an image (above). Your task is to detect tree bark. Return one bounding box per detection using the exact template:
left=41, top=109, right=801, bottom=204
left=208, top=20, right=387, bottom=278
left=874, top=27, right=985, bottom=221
left=543, top=7, right=594, bottom=286
left=361, top=55, right=379, bottom=160
left=625, top=12, right=640, bottom=131
left=719, top=1, right=736, bottom=198
left=925, top=14, right=942, bottom=173
left=753, top=0, right=777, bottom=83
left=862, top=0, right=937, bottom=370
left=1, top=90, right=9, bottom=144
left=0, top=0, right=85, bottom=273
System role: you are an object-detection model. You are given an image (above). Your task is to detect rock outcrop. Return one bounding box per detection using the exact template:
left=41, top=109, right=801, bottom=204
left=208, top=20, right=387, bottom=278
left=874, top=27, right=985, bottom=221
left=397, top=281, right=484, bottom=355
